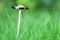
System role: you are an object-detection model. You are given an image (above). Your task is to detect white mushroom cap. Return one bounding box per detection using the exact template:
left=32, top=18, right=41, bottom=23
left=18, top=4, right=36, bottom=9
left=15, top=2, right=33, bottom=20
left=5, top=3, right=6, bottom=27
left=12, top=4, right=28, bottom=10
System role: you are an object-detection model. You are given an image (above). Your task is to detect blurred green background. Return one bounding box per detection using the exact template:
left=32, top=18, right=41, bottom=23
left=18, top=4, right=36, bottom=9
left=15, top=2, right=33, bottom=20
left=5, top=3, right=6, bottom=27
left=0, top=0, right=60, bottom=40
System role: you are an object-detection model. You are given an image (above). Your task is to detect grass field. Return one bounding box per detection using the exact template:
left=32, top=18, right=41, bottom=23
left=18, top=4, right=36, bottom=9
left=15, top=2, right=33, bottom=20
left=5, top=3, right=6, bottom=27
left=0, top=0, right=60, bottom=40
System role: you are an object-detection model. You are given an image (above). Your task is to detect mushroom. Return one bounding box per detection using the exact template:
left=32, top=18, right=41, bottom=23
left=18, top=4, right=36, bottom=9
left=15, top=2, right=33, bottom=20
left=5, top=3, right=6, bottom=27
left=12, top=4, right=28, bottom=39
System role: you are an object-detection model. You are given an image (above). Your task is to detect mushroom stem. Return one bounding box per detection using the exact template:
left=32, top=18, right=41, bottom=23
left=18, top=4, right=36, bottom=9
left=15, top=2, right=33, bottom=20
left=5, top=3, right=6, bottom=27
left=16, top=10, right=21, bottom=39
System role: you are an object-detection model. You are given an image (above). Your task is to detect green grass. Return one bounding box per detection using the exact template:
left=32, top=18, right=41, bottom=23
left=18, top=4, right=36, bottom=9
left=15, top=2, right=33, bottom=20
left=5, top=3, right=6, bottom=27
left=0, top=1, right=60, bottom=40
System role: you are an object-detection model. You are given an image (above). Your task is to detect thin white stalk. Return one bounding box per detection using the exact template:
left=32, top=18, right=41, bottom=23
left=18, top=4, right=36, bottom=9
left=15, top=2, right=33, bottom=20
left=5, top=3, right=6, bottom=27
left=16, top=10, right=21, bottom=39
